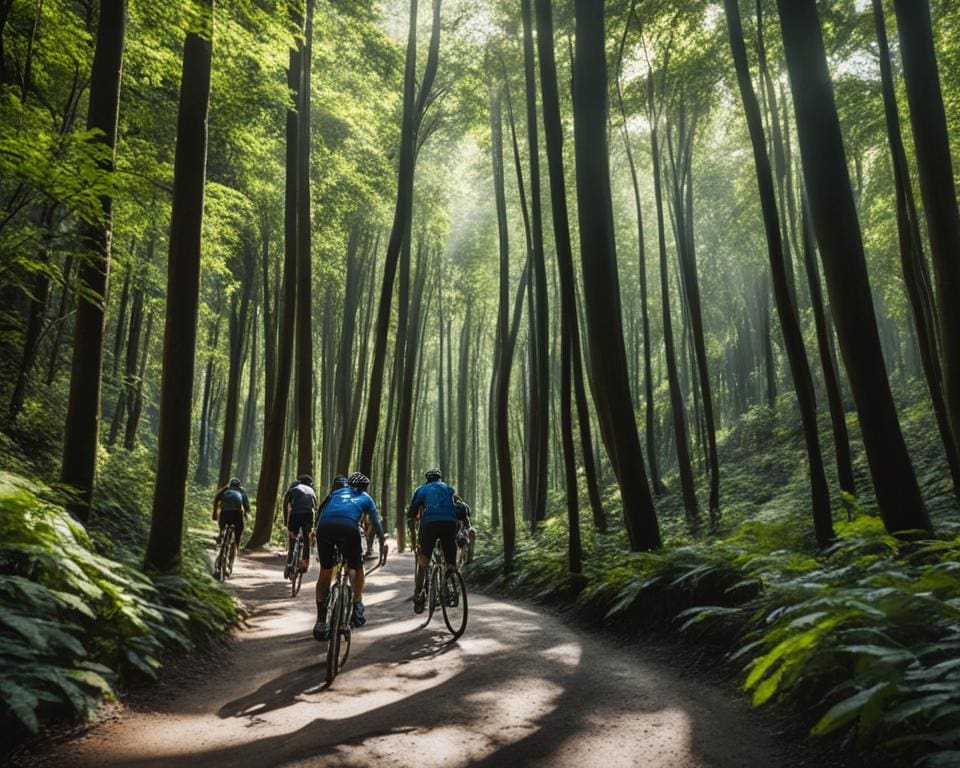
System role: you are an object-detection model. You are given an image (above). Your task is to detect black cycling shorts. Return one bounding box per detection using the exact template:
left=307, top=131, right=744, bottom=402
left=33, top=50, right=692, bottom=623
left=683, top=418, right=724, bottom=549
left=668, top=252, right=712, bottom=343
left=287, top=509, right=312, bottom=534
left=419, top=520, right=458, bottom=566
left=316, top=519, right=363, bottom=570
left=219, top=509, right=244, bottom=543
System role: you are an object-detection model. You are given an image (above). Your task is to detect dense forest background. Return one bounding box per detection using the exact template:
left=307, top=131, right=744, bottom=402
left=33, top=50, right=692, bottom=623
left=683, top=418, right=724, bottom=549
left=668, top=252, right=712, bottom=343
left=1, top=0, right=958, bottom=764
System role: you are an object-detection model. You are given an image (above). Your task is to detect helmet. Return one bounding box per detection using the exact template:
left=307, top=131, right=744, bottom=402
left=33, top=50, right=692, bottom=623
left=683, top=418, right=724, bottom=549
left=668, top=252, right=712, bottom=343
left=348, top=472, right=369, bottom=490
left=297, top=474, right=314, bottom=487
left=425, top=468, right=442, bottom=481
left=332, top=474, right=348, bottom=489
left=229, top=478, right=241, bottom=488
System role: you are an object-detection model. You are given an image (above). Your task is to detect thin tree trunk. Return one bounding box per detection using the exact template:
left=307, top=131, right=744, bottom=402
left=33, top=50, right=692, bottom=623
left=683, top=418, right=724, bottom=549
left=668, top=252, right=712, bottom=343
left=249, top=20, right=300, bottom=548
left=724, top=0, right=834, bottom=546
left=124, top=308, right=153, bottom=450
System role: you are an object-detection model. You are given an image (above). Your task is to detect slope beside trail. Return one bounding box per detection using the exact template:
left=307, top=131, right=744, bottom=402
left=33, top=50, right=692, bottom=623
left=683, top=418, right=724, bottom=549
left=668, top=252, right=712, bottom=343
left=20, top=546, right=826, bottom=768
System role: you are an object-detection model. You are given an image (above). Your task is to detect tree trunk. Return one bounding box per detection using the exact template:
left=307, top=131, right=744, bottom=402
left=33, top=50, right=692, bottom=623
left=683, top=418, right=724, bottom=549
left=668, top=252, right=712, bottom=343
left=724, top=0, right=834, bottom=546
left=648, top=76, right=699, bottom=529
left=60, top=0, right=126, bottom=521
left=892, top=0, right=960, bottom=461
left=776, top=0, right=929, bottom=534
left=145, top=1, right=213, bottom=570
left=536, top=0, right=600, bottom=547
left=108, top=282, right=143, bottom=446
left=573, top=0, right=660, bottom=550
left=295, top=0, right=314, bottom=478
left=249, top=22, right=300, bottom=548
left=124, top=308, right=153, bottom=450
left=218, top=244, right=254, bottom=487
left=878, top=0, right=960, bottom=496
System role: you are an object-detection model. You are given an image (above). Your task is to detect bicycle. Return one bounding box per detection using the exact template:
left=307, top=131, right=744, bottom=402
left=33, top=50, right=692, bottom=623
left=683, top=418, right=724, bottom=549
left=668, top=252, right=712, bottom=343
left=213, top=523, right=236, bottom=582
left=415, top=537, right=467, bottom=639
left=287, top=526, right=307, bottom=597
left=323, top=541, right=388, bottom=685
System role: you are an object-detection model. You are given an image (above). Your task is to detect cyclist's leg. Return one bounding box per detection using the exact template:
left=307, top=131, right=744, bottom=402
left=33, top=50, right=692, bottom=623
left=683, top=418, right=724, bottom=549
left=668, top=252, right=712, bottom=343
left=439, top=521, right=458, bottom=573
left=340, top=524, right=366, bottom=625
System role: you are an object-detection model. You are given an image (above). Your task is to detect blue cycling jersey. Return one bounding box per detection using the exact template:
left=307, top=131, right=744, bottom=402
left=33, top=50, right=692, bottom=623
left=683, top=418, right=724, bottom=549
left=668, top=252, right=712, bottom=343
left=318, top=488, right=384, bottom=541
left=407, top=480, right=459, bottom=525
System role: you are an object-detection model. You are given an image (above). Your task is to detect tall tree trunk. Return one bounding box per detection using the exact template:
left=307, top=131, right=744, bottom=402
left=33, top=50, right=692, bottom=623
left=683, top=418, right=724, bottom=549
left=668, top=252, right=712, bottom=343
left=648, top=76, right=699, bottom=529
left=358, top=0, right=441, bottom=477
left=60, top=0, right=126, bottom=521
left=295, top=0, right=314, bottom=477
left=236, top=294, right=259, bottom=484
left=879, top=0, right=960, bottom=495
left=573, top=1, right=660, bottom=550
left=145, top=0, right=213, bottom=570
left=249, top=21, right=301, bottom=548
left=521, top=0, right=550, bottom=531
left=194, top=304, right=222, bottom=486
left=110, top=260, right=131, bottom=378
left=124, top=308, right=153, bottom=450
left=799, top=194, right=856, bottom=500
left=536, top=0, right=600, bottom=546
left=724, top=0, right=834, bottom=546
left=218, top=245, right=254, bottom=487
left=776, top=0, right=929, bottom=534
left=616, top=1, right=663, bottom=496
left=108, top=282, right=143, bottom=446
left=892, top=0, right=960, bottom=460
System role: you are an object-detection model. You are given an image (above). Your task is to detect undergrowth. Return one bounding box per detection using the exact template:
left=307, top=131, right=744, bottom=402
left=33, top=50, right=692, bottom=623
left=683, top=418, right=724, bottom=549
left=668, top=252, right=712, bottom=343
left=470, top=394, right=960, bottom=767
left=0, top=469, right=238, bottom=747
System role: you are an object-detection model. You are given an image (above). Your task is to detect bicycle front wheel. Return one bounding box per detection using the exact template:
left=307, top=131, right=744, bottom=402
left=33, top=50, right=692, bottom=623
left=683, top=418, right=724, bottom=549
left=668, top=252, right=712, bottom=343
left=337, top=584, right=352, bottom=672
left=325, top=586, right=341, bottom=684
left=441, top=570, right=468, bottom=639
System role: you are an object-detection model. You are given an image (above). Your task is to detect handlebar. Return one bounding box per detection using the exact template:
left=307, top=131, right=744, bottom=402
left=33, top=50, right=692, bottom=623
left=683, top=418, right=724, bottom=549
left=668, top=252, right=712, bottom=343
left=364, top=543, right=389, bottom=576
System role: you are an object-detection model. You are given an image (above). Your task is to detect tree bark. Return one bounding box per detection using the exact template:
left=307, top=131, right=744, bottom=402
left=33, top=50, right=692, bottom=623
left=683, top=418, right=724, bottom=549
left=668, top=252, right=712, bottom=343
left=776, top=0, right=929, bottom=534
left=145, top=0, right=213, bottom=570
left=249, top=22, right=301, bottom=548
left=724, top=0, right=834, bottom=546
left=60, top=0, right=125, bottom=521
left=573, top=1, right=660, bottom=550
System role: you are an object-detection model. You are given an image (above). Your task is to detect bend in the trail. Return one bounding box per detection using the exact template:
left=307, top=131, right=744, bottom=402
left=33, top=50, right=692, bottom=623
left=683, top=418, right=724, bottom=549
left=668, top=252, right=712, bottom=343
left=25, top=547, right=824, bottom=768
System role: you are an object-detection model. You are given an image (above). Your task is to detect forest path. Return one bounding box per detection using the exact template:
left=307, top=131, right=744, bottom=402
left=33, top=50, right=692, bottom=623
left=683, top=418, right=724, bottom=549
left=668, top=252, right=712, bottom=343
left=36, top=547, right=812, bottom=767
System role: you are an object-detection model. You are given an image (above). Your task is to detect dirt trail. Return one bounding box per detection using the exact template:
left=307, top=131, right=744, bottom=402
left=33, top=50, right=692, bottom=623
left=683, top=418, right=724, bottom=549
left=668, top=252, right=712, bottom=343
left=22, top=547, right=815, bottom=767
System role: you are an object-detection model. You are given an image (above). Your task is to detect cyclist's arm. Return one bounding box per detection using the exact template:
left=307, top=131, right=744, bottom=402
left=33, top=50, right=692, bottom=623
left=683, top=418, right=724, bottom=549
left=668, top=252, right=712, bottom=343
left=366, top=500, right=385, bottom=545
left=212, top=487, right=225, bottom=518
left=242, top=491, right=251, bottom=517
left=406, top=488, right=424, bottom=527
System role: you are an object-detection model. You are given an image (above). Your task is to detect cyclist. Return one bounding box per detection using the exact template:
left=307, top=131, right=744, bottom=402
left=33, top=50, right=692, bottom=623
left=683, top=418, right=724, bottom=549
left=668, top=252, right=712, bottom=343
left=313, top=471, right=386, bottom=640
left=212, top=478, right=250, bottom=570
left=406, top=468, right=468, bottom=613
left=283, top=474, right=317, bottom=579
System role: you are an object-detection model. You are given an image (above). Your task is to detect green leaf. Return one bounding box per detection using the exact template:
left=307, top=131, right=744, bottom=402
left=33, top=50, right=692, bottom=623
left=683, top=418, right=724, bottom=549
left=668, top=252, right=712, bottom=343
left=811, top=682, right=896, bottom=736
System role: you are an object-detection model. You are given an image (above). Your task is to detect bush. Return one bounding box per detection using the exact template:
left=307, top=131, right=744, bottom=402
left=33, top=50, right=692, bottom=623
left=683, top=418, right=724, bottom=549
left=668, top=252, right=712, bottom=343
left=0, top=471, right=238, bottom=742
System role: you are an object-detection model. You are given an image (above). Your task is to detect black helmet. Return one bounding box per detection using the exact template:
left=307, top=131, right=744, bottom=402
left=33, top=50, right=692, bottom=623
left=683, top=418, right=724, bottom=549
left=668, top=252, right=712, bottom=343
left=425, top=468, right=442, bottom=481
left=348, top=472, right=369, bottom=490
left=229, top=477, right=241, bottom=488
left=297, top=474, right=314, bottom=487
left=333, top=474, right=348, bottom=487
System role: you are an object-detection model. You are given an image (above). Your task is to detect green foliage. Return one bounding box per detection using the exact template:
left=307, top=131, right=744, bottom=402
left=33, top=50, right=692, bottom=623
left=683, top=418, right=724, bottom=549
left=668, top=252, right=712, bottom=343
left=0, top=471, right=238, bottom=737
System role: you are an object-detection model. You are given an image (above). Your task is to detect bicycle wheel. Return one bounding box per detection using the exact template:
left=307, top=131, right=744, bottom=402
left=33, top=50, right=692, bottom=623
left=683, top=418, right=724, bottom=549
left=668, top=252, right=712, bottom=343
left=325, top=585, right=341, bottom=684
left=337, top=584, right=352, bottom=672
left=441, top=569, right=468, bottom=639
left=291, top=538, right=303, bottom=597
left=214, top=533, right=230, bottom=582
left=425, top=563, right=440, bottom=624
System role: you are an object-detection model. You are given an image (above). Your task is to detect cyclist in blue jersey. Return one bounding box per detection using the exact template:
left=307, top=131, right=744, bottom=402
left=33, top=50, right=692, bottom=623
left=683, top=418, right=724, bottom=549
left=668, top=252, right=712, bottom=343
left=283, top=475, right=317, bottom=579
left=313, top=472, right=386, bottom=640
left=406, top=468, right=469, bottom=613
left=212, top=478, right=250, bottom=570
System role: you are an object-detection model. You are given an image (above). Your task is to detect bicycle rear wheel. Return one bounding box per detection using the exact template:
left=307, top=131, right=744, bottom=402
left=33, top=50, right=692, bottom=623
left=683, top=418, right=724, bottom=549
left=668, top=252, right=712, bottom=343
left=441, top=570, right=468, bottom=639
left=214, top=532, right=230, bottom=582
left=425, top=564, right=440, bottom=624
left=325, top=585, right=341, bottom=684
